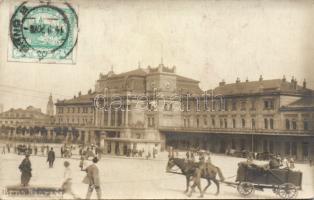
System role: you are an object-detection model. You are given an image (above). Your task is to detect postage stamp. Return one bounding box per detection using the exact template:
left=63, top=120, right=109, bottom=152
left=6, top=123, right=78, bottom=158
left=8, top=1, right=78, bottom=64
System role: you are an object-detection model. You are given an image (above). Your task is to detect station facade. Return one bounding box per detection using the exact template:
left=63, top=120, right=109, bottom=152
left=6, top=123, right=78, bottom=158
left=1, top=64, right=313, bottom=160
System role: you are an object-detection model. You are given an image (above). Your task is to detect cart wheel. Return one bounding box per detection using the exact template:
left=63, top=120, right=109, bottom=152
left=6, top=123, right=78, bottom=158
left=237, top=182, right=254, bottom=196
left=278, top=183, right=298, bottom=199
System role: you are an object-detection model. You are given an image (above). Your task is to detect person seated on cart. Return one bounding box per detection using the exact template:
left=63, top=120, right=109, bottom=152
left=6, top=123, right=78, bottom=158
left=269, top=155, right=280, bottom=169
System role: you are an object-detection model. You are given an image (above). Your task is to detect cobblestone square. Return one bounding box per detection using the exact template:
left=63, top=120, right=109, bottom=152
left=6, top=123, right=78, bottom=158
left=0, top=147, right=313, bottom=199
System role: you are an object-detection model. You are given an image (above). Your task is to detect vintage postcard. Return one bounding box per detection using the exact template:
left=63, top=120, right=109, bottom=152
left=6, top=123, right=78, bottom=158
left=0, top=0, right=313, bottom=199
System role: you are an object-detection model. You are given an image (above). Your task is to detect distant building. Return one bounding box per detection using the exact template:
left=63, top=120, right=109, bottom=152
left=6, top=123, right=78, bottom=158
left=46, top=94, right=54, bottom=116
left=0, top=106, right=52, bottom=127
left=0, top=104, right=3, bottom=113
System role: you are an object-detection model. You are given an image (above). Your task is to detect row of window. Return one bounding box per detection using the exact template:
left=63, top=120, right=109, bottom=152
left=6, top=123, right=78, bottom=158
left=285, top=119, right=310, bottom=130
left=184, top=117, right=311, bottom=131
left=184, top=117, right=274, bottom=129
left=57, top=107, right=93, bottom=114
left=181, top=99, right=275, bottom=112
left=0, top=113, right=34, bottom=118
left=57, top=117, right=93, bottom=124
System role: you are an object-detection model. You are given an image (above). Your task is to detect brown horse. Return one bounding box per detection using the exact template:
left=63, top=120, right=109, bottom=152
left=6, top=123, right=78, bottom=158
left=166, top=157, right=224, bottom=198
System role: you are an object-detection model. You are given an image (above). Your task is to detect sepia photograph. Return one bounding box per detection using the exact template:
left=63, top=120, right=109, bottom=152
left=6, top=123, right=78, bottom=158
left=0, top=0, right=314, bottom=199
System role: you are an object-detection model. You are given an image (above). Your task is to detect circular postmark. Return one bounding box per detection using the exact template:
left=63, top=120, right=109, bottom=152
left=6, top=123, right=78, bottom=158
left=10, top=1, right=78, bottom=61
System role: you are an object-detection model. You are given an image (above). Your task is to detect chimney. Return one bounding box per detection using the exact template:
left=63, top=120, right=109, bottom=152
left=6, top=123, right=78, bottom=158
left=282, top=75, right=286, bottom=82
left=246, top=77, right=249, bottom=82
left=78, top=91, right=81, bottom=97
left=219, top=79, right=226, bottom=86
left=291, top=76, right=295, bottom=83
left=294, top=79, right=297, bottom=89
left=259, top=75, right=263, bottom=81
left=236, top=77, right=240, bottom=83
left=88, top=89, right=92, bottom=94
left=303, top=79, right=307, bottom=89
left=74, top=95, right=76, bottom=99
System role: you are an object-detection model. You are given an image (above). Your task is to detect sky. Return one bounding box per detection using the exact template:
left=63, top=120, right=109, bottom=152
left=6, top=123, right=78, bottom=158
left=1, top=0, right=314, bottom=112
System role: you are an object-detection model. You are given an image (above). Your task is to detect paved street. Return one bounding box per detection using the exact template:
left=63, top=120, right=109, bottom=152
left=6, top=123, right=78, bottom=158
left=0, top=147, right=313, bottom=199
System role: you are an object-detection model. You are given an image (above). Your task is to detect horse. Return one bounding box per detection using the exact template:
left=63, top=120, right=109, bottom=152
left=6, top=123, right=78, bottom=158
left=166, top=157, right=224, bottom=198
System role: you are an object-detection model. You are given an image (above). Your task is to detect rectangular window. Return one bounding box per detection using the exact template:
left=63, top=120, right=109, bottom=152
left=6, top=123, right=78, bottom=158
left=285, top=142, right=290, bottom=155
left=292, top=120, right=297, bottom=130
left=224, top=119, right=227, bottom=128
left=212, top=119, right=215, bottom=127
left=269, top=141, right=274, bottom=153
left=241, top=119, right=245, bottom=128
left=232, top=119, right=236, bottom=128
left=304, top=121, right=309, bottom=130
left=270, top=119, right=274, bottom=129
left=263, top=140, right=268, bottom=152
left=286, top=119, right=290, bottom=130
left=251, top=119, right=256, bottom=129
left=196, top=118, right=200, bottom=128
left=203, top=116, right=208, bottom=126
left=302, top=142, right=309, bottom=157
left=251, top=99, right=256, bottom=110
left=232, top=101, right=237, bottom=111
left=264, top=118, right=268, bottom=129
left=240, top=101, right=246, bottom=111
left=264, top=99, right=274, bottom=110
left=291, top=142, right=297, bottom=156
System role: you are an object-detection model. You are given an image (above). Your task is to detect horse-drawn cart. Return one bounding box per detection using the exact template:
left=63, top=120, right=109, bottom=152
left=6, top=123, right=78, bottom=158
left=223, top=162, right=302, bottom=199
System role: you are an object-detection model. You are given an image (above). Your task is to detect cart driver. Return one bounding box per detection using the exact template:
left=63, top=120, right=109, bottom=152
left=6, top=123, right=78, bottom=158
left=269, top=155, right=280, bottom=169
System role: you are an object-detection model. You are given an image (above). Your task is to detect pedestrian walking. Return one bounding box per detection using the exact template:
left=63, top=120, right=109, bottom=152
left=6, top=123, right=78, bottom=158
left=61, top=146, right=64, bottom=158
left=61, top=161, right=79, bottom=199
left=19, top=154, right=32, bottom=186
left=186, top=151, right=190, bottom=160
left=84, top=157, right=101, bottom=199
left=7, top=144, right=10, bottom=153
left=41, top=145, right=44, bottom=155
left=47, top=148, right=55, bottom=168
left=34, top=146, right=38, bottom=156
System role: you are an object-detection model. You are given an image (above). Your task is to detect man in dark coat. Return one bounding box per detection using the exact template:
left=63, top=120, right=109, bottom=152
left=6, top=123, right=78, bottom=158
left=269, top=155, right=280, bottom=169
left=19, top=154, right=32, bottom=186
left=47, top=148, right=55, bottom=168
left=85, top=157, right=101, bottom=199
